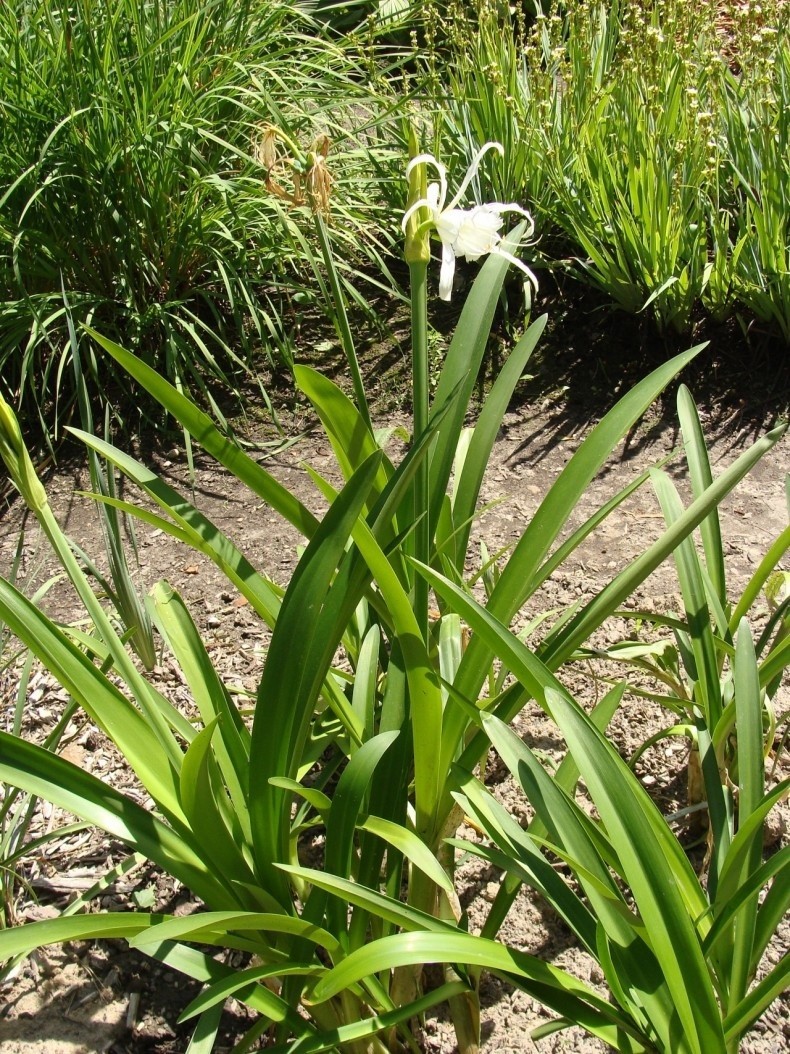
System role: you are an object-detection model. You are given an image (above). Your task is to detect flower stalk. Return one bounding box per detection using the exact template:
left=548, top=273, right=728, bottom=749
left=313, top=212, right=372, bottom=432
left=257, top=124, right=372, bottom=431
left=0, top=394, right=47, bottom=514
left=405, top=135, right=431, bottom=641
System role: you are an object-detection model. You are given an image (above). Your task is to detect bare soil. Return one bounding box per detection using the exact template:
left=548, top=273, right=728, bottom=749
left=1, top=296, right=789, bottom=1053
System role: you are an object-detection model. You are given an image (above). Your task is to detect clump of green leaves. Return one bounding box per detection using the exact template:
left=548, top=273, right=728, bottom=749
left=0, top=173, right=785, bottom=1052
left=448, top=659, right=788, bottom=1054
left=579, top=387, right=789, bottom=835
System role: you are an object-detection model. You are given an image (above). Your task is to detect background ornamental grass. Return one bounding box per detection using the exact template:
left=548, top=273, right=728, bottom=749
left=0, top=0, right=402, bottom=443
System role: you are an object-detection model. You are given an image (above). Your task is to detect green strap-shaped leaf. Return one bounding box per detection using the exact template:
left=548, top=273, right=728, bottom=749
left=358, top=815, right=453, bottom=895
left=726, top=621, right=766, bottom=1006
left=151, top=581, right=252, bottom=842
left=268, top=777, right=332, bottom=816
left=428, top=223, right=530, bottom=531
left=130, top=911, right=341, bottom=956
left=183, top=1004, right=223, bottom=1054
left=323, top=731, right=400, bottom=938
left=273, top=981, right=470, bottom=1054
left=651, top=468, right=730, bottom=888
left=177, top=719, right=259, bottom=896
left=310, top=930, right=647, bottom=1049
left=451, top=314, right=547, bottom=564
left=729, top=523, right=790, bottom=634
left=540, top=422, right=786, bottom=672
left=0, top=913, right=160, bottom=960
left=704, top=846, right=790, bottom=959
left=677, top=385, right=727, bottom=609
left=0, top=577, right=184, bottom=819
left=249, top=454, right=383, bottom=905
left=449, top=768, right=597, bottom=952
left=179, top=961, right=321, bottom=1023
left=71, top=431, right=283, bottom=627
left=0, top=736, right=233, bottom=907
left=652, top=469, right=723, bottom=729
left=277, top=865, right=455, bottom=936
left=344, top=521, right=444, bottom=840
left=82, top=328, right=318, bottom=538
left=351, top=623, right=380, bottom=743
left=543, top=689, right=724, bottom=1054
left=295, top=365, right=391, bottom=495
left=531, top=682, right=625, bottom=839
left=723, top=953, right=790, bottom=1047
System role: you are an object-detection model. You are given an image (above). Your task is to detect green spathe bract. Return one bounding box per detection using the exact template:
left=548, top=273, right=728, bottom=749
left=0, top=193, right=786, bottom=1052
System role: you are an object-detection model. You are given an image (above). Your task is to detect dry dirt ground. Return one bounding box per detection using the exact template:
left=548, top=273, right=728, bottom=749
left=0, top=314, right=788, bottom=1053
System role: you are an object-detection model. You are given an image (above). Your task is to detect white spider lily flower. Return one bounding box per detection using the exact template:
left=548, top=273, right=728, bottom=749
left=402, top=142, right=537, bottom=301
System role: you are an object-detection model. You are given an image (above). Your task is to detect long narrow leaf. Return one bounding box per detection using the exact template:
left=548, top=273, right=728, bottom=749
left=677, top=385, right=726, bottom=607
left=150, top=582, right=252, bottom=843
left=71, top=432, right=284, bottom=627
left=539, top=423, right=786, bottom=670
left=249, top=455, right=382, bottom=904
left=82, top=329, right=318, bottom=537
left=428, top=224, right=531, bottom=531
left=0, top=578, right=184, bottom=817
left=451, top=314, right=546, bottom=563
left=722, top=954, right=790, bottom=1047
left=450, top=345, right=708, bottom=742
left=542, top=689, right=724, bottom=1054
left=310, top=930, right=648, bottom=1048
left=0, top=735, right=233, bottom=907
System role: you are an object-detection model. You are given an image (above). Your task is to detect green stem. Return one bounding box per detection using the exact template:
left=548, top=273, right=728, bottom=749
left=314, top=214, right=372, bottom=432
left=409, top=259, right=430, bottom=643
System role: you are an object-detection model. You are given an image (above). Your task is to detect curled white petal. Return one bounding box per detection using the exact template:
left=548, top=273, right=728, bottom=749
left=439, top=241, right=456, bottom=301
left=401, top=180, right=448, bottom=234
left=483, top=202, right=536, bottom=238
left=445, top=142, right=504, bottom=211
left=494, top=248, right=540, bottom=292
left=405, top=152, right=442, bottom=178
left=405, top=152, right=448, bottom=210
left=426, top=183, right=442, bottom=209
left=402, top=196, right=432, bottom=233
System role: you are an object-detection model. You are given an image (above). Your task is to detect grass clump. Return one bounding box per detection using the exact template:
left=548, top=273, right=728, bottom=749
left=0, top=0, right=398, bottom=443
left=423, top=0, right=790, bottom=340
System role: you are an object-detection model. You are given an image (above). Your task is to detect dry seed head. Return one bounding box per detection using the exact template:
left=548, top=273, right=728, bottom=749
left=254, top=123, right=305, bottom=208
left=305, top=134, right=332, bottom=216
left=255, top=124, right=280, bottom=172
